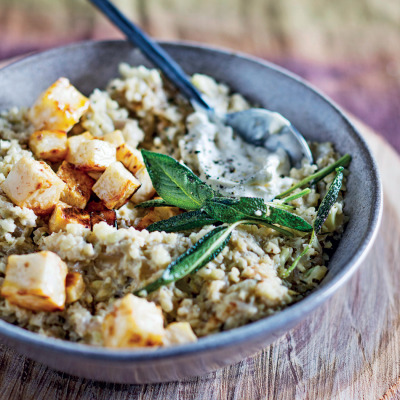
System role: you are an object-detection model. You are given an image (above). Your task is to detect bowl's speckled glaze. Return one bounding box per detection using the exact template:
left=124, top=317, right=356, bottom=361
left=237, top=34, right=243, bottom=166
left=0, top=40, right=382, bottom=383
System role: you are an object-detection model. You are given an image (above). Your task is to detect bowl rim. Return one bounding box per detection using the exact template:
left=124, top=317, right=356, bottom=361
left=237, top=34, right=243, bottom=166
left=0, top=39, right=383, bottom=363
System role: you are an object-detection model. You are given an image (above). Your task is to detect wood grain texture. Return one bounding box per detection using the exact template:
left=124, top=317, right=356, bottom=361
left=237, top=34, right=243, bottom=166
left=1, top=0, right=399, bottom=63
left=0, top=59, right=399, bottom=400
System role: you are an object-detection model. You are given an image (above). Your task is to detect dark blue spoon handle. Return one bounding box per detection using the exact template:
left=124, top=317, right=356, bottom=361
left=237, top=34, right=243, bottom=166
left=89, top=0, right=212, bottom=110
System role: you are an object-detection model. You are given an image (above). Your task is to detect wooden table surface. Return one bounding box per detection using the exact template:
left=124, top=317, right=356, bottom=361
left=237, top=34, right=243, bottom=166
left=0, top=57, right=399, bottom=400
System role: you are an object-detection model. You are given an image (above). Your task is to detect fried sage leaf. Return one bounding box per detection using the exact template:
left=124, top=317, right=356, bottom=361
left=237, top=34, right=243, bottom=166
left=313, top=167, right=344, bottom=234
left=203, top=197, right=267, bottom=223
left=280, top=167, right=344, bottom=278
left=147, top=210, right=219, bottom=232
left=204, top=197, right=312, bottom=232
left=136, top=223, right=238, bottom=295
left=141, top=150, right=215, bottom=210
left=268, top=206, right=313, bottom=232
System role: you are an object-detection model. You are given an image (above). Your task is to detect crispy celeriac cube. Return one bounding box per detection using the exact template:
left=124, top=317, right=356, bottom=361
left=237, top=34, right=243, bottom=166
left=29, top=130, right=67, bottom=162
left=92, top=162, right=141, bottom=209
left=136, top=206, right=182, bottom=230
left=102, top=294, right=165, bottom=348
left=1, top=251, right=68, bottom=311
left=57, top=161, right=95, bottom=209
left=49, top=203, right=91, bottom=233
left=67, top=131, right=93, bottom=155
left=86, top=201, right=117, bottom=228
left=163, top=322, right=197, bottom=346
left=1, top=156, right=66, bottom=215
left=65, top=272, right=85, bottom=304
left=129, top=167, right=156, bottom=204
left=28, top=78, right=89, bottom=132
left=116, top=143, right=145, bottom=176
left=102, top=130, right=125, bottom=147
left=67, top=139, right=116, bottom=171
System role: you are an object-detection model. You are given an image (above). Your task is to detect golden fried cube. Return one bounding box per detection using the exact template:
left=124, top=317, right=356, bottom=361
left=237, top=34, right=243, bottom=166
left=92, top=162, right=141, bottom=209
left=129, top=167, right=156, bottom=204
left=57, top=161, right=95, bottom=209
left=66, top=132, right=93, bottom=164
left=29, top=130, right=67, bottom=162
left=49, top=203, right=91, bottom=233
left=67, top=131, right=93, bottom=154
left=65, top=272, right=85, bottom=304
left=28, top=78, right=89, bottom=132
left=102, top=130, right=125, bottom=147
left=116, top=143, right=145, bottom=175
left=1, top=157, right=66, bottom=215
left=163, top=322, right=197, bottom=346
left=102, top=294, right=165, bottom=348
left=1, top=251, right=68, bottom=311
left=136, top=206, right=182, bottom=230
left=67, top=139, right=116, bottom=171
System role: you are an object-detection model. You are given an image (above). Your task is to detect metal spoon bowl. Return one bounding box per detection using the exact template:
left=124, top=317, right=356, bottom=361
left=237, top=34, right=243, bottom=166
left=89, top=0, right=313, bottom=167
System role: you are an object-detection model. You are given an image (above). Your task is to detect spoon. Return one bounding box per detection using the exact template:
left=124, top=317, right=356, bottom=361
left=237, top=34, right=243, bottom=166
left=89, top=0, right=313, bottom=167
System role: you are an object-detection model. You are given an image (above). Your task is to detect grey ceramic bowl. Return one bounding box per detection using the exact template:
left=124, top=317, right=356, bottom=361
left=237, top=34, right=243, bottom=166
left=0, top=40, right=382, bottom=384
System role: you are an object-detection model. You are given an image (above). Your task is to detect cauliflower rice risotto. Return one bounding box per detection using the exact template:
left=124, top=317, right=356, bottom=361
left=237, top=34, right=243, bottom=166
left=0, top=64, right=348, bottom=348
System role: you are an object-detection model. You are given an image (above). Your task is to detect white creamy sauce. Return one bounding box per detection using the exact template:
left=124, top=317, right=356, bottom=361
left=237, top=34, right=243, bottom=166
left=179, top=111, right=293, bottom=201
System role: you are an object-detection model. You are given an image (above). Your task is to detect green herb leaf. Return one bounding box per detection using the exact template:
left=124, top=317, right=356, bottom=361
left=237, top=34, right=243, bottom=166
left=313, top=167, right=344, bottom=234
left=280, top=167, right=344, bottom=278
left=203, top=197, right=267, bottom=223
left=135, top=199, right=176, bottom=208
left=275, top=154, right=351, bottom=199
left=147, top=210, right=219, bottom=232
left=135, top=223, right=239, bottom=295
left=204, top=197, right=312, bottom=232
left=268, top=206, right=313, bottom=232
left=141, top=150, right=215, bottom=210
